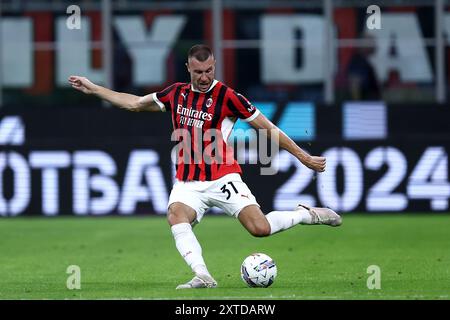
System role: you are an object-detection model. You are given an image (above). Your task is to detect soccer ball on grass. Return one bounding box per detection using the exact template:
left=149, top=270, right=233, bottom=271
left=240, top=253, right=277, bottom=288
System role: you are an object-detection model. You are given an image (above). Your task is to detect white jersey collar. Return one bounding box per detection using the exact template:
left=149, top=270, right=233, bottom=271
left=191, top=79, right=218, bottom=93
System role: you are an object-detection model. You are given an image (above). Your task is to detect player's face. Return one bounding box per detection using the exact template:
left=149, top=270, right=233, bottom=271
left=186, top=56, right=215, bottom=92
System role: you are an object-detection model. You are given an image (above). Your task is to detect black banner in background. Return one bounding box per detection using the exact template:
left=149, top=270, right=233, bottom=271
left=0, top=104, right=449, bottom=216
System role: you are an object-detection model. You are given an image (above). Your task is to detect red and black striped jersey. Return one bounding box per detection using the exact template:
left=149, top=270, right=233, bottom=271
left=152, top=80, right=260, bottom=181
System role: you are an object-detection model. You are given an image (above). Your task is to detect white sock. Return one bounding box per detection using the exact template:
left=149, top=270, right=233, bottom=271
left=171, top=223, right=211, bottom=276
left=266, top=206, right=312, bottom=235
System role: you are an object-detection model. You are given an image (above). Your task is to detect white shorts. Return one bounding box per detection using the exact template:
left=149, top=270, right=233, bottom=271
left=168, top=173, right=259, bottom=223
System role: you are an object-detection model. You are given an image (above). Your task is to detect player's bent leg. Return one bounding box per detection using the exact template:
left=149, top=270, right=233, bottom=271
left=238, top=205, right=271, bottom=237
left=241, top=204, right=342, bottom=236
left=168, top=202, right=217, bottom=289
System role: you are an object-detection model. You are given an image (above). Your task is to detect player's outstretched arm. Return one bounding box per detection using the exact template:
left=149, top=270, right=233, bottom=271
left=248, top=113, right=326, bottom=172
left=68, top=75, right=161, bottom=112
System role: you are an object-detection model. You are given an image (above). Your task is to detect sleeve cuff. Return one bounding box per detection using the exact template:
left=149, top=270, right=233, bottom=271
left=242, top=109, right=260, bottom=122
left=152, top=93, right=166, bottom=112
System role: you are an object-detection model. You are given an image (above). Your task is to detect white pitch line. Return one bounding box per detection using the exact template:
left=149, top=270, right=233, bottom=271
left=97, top=294, right=449, bottom=300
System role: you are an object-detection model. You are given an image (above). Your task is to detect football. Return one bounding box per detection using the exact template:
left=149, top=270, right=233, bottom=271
left=240, top=253, right=277, bottom=288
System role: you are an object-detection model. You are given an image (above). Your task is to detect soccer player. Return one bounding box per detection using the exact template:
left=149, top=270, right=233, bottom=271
left=68, top=44, right=342, bottom=289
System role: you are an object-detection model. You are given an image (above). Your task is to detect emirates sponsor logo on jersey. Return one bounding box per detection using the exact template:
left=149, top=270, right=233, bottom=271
left=177, top=104, right=213, bottom=128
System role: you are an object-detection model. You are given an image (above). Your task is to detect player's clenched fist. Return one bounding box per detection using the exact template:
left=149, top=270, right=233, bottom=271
left=68, top=76, right=97, bottom=94
left=303, top=156, right=326, bottom=172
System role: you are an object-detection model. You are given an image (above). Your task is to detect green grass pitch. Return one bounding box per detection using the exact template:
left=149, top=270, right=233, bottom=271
left=0, top=214, right=449, bottom=300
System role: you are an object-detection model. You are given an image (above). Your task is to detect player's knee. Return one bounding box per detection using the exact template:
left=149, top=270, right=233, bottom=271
left=248, top=222, right=271, bottom=237
left=167, top=206, right=185, bottom=226
left=167, top=203, right=195, bottom=226
left=167, top=210, right=178, bottom=226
